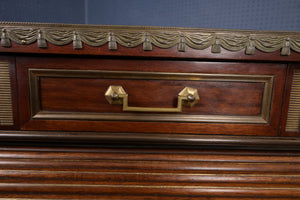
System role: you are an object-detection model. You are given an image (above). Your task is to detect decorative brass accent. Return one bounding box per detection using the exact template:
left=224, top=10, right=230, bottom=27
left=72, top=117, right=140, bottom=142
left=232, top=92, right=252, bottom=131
left=72, top=31, right=82, bottom=49
left=0, top=62, right=13, bottom=126
left=105, top=86, right=199, bottom=113
left=105, top=85, right=127, bottom=105
left=286, top=70, right=300, bottom=132
left=245, top=36, right=255, bottom=55
left=0, top=28, right=11, bottom=47
left=211, top=37, right=221, bottom=53
left=0, top=22, right=299, bottom=55
left=29, top=69, right=273, bottom=124
left=37, top=30, right=47, bottom=48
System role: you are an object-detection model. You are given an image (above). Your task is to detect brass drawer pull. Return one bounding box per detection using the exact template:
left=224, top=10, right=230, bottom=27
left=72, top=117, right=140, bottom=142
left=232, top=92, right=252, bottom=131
left=105, top=86, right=199, bottom=113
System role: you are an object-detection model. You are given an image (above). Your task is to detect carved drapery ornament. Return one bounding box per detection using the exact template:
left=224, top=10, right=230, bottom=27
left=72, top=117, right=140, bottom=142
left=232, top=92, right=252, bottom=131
left=0, top=22, right=299, bottom=55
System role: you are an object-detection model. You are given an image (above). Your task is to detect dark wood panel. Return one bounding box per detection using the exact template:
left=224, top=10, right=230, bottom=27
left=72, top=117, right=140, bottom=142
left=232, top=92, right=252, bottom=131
left=18, top=57, right=282, bottom=129
left=17, top=56, right=286, bottom=136
left=40, top=77, right=263, bottom=116
left=21, top=120, right=277, bottom=135
left=0, top=146, right=299, bottom=198
left=0, top=23, right=300, bottom=200
left=2, top=130, right=300, bottom=150
left=16, top=56, right=286, bottom=74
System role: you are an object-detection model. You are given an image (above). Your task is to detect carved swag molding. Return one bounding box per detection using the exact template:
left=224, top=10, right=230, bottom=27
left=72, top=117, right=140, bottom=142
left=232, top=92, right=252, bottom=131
left=0, top=22, right=299, bottom=56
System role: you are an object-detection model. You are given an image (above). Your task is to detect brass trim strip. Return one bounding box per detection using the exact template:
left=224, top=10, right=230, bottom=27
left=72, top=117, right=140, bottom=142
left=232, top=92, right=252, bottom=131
left=34, top=111, right=266, bottom=123
left=286, top=70, right=300, bottom=132
left=0, top=62, right=13, bottom=126
left=29, top=69, right=273, bottom=124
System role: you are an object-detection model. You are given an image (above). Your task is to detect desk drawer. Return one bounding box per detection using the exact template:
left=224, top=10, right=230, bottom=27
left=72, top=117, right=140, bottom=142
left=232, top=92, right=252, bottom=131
left=17, top=57, right=286, bottom=136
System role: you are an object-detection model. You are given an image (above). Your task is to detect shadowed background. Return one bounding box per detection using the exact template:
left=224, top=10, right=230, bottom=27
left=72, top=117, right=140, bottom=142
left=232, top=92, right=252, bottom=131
left=0, top=0, right=299, bottom=31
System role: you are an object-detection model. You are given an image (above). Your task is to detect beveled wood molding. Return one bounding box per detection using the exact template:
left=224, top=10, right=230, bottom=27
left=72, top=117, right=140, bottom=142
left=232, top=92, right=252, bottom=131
left=1, top=146, right=300, bottom=198
left=28, top=68, right=273, bottom=124
left=0, top=21, right=299, bottom=56
left=1, top=130, right=300, bottom=150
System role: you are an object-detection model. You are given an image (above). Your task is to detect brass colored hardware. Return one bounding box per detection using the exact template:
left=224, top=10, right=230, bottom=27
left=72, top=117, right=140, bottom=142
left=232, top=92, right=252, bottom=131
left=105, top=85, right=199, bottom=113
left=105, top=85, right=127, bottom=105
left=0, top=62, right=13, bottom=126
left=286, top=70, right=300, bottom=132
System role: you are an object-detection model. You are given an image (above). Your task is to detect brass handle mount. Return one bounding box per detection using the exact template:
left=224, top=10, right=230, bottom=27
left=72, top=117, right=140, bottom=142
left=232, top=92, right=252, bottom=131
left=105, top=85, right=199, bottom=113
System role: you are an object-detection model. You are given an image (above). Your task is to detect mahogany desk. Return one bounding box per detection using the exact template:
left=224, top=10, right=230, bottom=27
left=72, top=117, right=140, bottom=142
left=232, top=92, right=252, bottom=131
left=0, top=22, right=299, bottom=199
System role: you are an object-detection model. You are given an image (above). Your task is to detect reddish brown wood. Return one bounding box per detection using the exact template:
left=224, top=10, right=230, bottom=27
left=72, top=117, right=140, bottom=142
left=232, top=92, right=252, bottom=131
left=40, top=77, right=263, bottom=116
left=0, top=24, right=300, bottom=199
left=0, top=146, right=299, bottom=198
left=20, top=120, right=276, bottom=136
left=2, top=130, right=300, bottom=150
left=0, top=42, right=299, bottom=62
left=0, top=195, right=297, bottom=200
left=16, top=56, right=286, bottom=136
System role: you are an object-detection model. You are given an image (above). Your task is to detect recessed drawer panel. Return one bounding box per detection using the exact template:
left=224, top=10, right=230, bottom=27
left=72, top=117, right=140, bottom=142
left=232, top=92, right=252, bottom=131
left=17, top=57, right=286, bottom=136
left=31, top=69, right=269, bottom=124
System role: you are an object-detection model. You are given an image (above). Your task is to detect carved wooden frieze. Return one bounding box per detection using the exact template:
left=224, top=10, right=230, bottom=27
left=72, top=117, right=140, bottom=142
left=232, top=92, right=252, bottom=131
left=0, top=22, right=299, bottom=55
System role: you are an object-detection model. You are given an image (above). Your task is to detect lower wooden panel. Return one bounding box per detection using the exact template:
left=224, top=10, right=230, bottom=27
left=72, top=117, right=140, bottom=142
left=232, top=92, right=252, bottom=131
left=0, top=146, right=299, bottom=199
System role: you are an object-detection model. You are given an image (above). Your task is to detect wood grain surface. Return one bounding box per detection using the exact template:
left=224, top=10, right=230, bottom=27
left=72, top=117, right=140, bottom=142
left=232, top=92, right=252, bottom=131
left=0, top=146, right=299, bottom=199
left=39, top=77, right=264, bottom=115
left=0, top=24, right=299, bottom=199
left=16, top=56, right=286, bottom=136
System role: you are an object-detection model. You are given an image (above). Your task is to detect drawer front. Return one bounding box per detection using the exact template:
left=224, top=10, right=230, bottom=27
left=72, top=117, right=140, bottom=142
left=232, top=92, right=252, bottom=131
left=17, top=57, right=286, bottom=136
